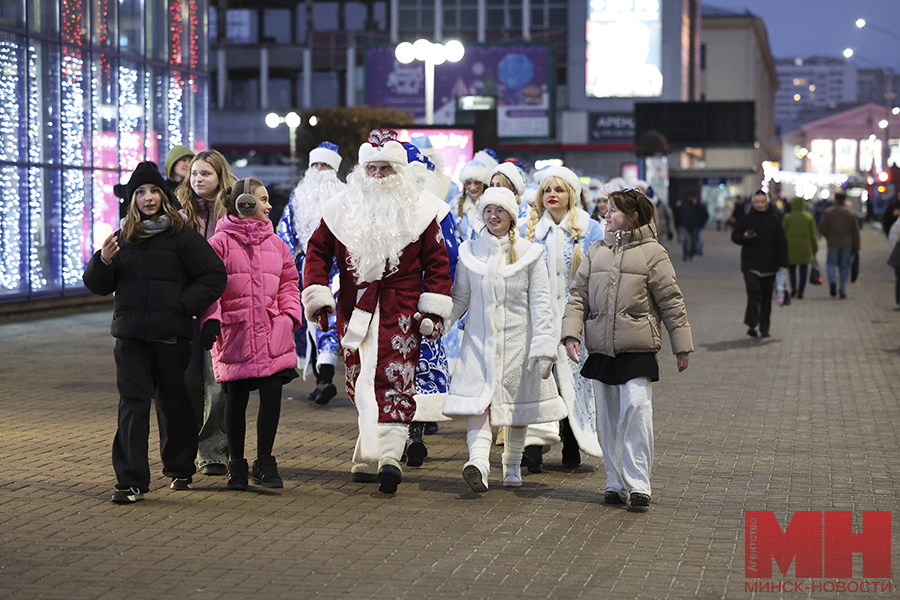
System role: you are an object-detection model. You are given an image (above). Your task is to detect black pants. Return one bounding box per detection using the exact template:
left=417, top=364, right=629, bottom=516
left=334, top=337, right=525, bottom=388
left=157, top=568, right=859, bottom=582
left=788, top=264, right=808, bottom=297
left=894, top=266, right=900, bottom=305
left=112, top=338, right=198, bottom=491
left=743, top=272, right=775, bottom=334
left=225, top=376, right=283, bottom=461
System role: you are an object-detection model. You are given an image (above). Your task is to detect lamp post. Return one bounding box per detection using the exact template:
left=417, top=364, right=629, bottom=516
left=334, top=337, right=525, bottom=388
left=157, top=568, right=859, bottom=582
left=266, top=111, right=302, bottom=183
left=395, top=39, right=465, bottom=125
left=856, top=19, right=900, bottom=45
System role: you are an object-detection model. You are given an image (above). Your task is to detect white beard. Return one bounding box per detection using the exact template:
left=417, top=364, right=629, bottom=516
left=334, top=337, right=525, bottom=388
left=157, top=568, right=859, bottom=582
left=341, top=166, right=421, bottom=283
left=290, top=167, right=344, bottom=253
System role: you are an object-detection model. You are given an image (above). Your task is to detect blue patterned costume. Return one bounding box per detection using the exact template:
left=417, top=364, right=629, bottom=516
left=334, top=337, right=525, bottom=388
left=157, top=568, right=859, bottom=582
left=277, top=182, right=342, bottom=378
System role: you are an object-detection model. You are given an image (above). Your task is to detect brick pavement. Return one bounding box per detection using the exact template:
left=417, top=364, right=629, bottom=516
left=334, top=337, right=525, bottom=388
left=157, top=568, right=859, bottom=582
left=1, top=227, right=898, bottom=600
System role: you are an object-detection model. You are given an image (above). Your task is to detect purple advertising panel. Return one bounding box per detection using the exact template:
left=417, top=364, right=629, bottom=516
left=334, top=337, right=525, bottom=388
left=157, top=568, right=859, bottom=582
left=367, top=43, right=554, bottom=140
left=396, top=128, right=474, bottom=183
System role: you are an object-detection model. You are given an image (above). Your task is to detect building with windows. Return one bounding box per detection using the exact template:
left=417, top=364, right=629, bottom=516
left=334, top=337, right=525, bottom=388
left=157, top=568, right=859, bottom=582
left=0, top=0, right=209, bottom=308
left=774, top=56, right=857, bottom=135
left=686, top=5, right=777, bottom=209
left=209, top=0, right=701, bottom=188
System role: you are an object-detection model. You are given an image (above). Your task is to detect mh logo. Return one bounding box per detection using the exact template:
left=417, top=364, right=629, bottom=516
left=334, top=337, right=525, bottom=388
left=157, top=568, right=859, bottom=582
left=745, top=511, right=892, bottom=578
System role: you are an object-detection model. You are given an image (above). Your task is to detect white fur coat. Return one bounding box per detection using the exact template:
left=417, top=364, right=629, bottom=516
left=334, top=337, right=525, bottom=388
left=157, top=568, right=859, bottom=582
left=444, top=233, right=567, bottom=426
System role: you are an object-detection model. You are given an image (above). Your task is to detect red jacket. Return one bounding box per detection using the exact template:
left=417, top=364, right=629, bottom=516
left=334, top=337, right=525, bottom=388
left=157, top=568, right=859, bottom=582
left=204, top=214, right=302, bottom=382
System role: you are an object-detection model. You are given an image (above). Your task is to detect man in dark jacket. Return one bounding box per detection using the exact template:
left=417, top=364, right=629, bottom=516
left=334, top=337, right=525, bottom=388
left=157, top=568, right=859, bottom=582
left=818, top=192, right=860, bottom=299
left=731, top=190, right=788, bottom=338
left=679, top=193, right=708, bottom=261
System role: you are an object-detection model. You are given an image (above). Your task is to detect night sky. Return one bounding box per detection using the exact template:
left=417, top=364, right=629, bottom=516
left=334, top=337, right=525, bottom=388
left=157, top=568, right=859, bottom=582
left=705, top=0, right=900, bottom=70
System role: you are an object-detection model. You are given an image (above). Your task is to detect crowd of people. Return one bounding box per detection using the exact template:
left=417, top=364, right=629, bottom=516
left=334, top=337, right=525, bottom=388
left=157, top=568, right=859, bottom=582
left=84, top=129, right=700, bottom=511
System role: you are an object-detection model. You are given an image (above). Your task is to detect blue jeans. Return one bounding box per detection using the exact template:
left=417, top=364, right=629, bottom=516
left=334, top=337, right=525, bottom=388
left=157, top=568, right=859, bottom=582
left=826, top=248, right=852, bottom=295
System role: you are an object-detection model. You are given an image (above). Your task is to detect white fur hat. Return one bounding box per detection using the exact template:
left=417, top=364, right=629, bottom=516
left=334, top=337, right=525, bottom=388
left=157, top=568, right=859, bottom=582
left=308, top=141, right=342, bottom=172
left=459, top=159, right=491, bottom=186
left=358, top=129, right=408, bottom=166
left=478, top=186, right=519, bottom=221
left=490, top=162, right=526, bottom=197
left=538, top=166, right=582, bottom=199
left=473, top=149, right=499, bottom=171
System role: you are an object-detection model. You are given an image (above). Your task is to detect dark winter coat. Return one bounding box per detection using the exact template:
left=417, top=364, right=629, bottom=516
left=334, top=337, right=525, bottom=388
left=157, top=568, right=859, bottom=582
left=680, top=201, right=709, bottom=232
left=83, top=224, right=227, bottom=341
left=731, top=204, right=789, bottom=274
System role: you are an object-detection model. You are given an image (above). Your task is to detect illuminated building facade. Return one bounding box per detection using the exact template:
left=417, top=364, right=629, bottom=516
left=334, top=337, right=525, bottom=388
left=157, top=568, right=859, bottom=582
left=0, top=0, right=209, bottom=303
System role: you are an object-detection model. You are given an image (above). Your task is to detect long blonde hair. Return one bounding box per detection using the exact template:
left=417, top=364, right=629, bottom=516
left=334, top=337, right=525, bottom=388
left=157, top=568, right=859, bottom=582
left=120, top=186, right=185, bottom=244
left=524, top=175, right=586, bottom=276
left=175, top=150, right=238, bottom=231
left=456, top=179, right=486, bottom=219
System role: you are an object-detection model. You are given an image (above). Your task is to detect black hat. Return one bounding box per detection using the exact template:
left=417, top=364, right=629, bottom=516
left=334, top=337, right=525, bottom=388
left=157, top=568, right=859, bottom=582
left=125, top=161, right=168, bottom=204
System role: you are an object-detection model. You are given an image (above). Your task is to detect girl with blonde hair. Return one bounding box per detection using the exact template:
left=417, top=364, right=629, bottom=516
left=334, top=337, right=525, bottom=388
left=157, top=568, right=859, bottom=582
left=175, top=149, right=238, bottom=236
left=445, top=187, right=565, bottom=491
left=521, top=166, right=604, bottom=473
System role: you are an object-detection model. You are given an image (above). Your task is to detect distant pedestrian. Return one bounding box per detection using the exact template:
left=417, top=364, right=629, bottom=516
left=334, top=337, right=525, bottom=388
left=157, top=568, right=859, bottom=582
left=782, top=197, right=817, bottom=300
left=562, top=187, right=693, bottom=512
left=677, top=192, right=708, bottom=261
left=82, top=161, right=226, bottom=504
left=888, top=218, right=900, bottom=309
left=731, top=190, right=788, bottom=338
left=818, top=192, right=860, bottom=299
left=201, top=177, right=303, bottom=490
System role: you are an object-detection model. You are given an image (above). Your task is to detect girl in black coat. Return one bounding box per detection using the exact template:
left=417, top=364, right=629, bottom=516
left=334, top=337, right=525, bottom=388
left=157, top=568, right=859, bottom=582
left=731, top=190, right=788, bottom=338
left=83, top=162, right=226, bottom=504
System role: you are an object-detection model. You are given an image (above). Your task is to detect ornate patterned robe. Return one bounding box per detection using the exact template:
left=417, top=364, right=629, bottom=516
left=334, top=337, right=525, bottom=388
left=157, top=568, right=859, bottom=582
left=303, top=194, right=452, bottom=462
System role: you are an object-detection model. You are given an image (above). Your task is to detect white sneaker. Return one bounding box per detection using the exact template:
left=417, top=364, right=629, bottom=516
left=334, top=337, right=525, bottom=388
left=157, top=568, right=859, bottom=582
left=462, top=461, right=489, bottom=493
left=502, top=464, right=522, bottom=487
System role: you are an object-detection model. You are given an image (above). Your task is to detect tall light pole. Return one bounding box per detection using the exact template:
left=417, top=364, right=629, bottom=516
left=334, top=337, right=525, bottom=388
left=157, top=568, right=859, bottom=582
left=395, top=39, right=465, bottom=125
left=266, top=111, right=303, bottom=183
left=844, top=48, right=898, bottom=171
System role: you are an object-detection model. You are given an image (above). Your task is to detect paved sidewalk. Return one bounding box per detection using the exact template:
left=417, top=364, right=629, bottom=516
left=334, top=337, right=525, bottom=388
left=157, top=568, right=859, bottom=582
left=1, top=227, right=898, bottom=600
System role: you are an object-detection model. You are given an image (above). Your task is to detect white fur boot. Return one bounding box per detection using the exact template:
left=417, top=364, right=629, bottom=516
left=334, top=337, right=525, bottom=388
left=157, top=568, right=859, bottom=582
left=463, top=428, right=492, bottom=493
left=502, top=426, right=526, bottom=487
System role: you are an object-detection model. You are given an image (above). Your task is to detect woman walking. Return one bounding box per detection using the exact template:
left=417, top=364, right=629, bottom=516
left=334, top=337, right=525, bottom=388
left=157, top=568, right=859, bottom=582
left=445, top=187, right=566, bottom=491
left=562, top=188, right=693, bottom=512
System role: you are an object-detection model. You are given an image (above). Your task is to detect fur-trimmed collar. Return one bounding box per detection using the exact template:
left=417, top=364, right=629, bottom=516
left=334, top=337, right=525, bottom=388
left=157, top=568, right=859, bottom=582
left=458, top=233, right=544, bottom=277
left=533, top=207, right=591, bottom=242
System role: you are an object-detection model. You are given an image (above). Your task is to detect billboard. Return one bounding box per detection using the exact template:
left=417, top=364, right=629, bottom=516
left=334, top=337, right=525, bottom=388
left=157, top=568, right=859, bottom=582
left=395, top=128, right=474, bottom=183
left=586, top=0, right=663, bottom=98
left=366, top=43, right=554, bottom=139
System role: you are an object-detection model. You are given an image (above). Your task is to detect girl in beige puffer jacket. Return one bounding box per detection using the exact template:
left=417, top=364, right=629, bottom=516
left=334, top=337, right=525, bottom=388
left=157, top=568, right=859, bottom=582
left=561, top=189, right=693, bottom=512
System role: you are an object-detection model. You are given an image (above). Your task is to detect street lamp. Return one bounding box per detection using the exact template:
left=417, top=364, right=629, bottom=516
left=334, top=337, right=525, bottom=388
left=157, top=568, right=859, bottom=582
left=395, top=39, right=465, bottom=125
left=266, top=111, right=302, bottom=182
left=856, top=18, right=900, bottom=45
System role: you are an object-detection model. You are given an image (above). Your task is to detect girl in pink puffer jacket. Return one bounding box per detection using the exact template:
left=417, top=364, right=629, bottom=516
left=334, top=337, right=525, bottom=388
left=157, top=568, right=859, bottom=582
left=202, top=177, right=303, bottom=491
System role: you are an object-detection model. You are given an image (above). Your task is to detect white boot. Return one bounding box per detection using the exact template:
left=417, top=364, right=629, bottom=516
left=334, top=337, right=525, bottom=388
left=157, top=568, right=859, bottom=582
left=502, top=463, right=522, bottom=487
left=463, top=428, right=492, bottom=493
left=502, top=426, right=526, bottom=487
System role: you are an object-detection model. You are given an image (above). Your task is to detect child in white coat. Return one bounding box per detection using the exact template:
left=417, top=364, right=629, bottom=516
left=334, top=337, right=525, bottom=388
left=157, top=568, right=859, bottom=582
left=562, top=189, right=693, bottom=512
left=445, top=187, right=567, bottom=491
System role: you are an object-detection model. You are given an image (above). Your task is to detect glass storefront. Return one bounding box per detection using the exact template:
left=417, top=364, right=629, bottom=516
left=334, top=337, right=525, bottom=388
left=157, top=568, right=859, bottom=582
left=0, top=0, right=208, bottom=301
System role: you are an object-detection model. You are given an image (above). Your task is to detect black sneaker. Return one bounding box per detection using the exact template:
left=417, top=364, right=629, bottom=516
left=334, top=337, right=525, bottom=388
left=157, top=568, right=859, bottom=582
left=746, top=327, right=757, bottom=338
left=111, top=487, right=145, bottom=504
left=170, top=477, right=193, bottom=490
left=830, top=283, right=837, bottom=297
left=629, top=492, right=651, bottom=512
left=377, top=464, right=402, bottom=494
left=604, top=491, right=625, bottom=505
left=226, top=458, right=249, bottom=491
left=252, top=455, right=283, bottom=488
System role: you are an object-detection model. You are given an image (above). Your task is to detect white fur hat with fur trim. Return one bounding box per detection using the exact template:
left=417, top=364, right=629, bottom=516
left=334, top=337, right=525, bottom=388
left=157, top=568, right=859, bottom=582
left=478, top=186, right=519, bottom=221
left=308, top=141, right=342, bottom=172
left=473, top=149, right=499, bottom=171
left=538, top=165, right=582, bottom=199
left=490, top=162, right=526, bottom=197
left=459, top=159, right=491, bottom=186
left=358, top=128, right=408, bottom=166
